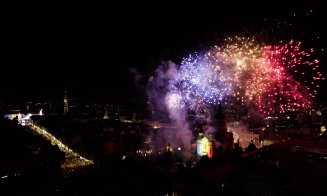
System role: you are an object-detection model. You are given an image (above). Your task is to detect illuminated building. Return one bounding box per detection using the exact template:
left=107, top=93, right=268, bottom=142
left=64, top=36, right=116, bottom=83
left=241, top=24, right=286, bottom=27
left=197, top=134, right=213, bottom=158
left=4, top=113, right=18, bottom=120
left=18, top=113, right=33, bottom=126
left=5, top=113, right=33, bottom=126
left=5, top=109, right=44, bottom=126
left=63, top=91, right=69, bottom=115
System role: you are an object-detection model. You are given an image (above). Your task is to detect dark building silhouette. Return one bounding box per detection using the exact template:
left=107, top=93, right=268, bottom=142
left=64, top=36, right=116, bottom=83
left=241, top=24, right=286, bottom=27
left=213, top=104, right=234, bottom=154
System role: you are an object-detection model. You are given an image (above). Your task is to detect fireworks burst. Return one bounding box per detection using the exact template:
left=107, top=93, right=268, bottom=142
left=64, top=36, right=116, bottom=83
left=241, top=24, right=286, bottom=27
left=189, top=96, right=208, bottom=113
left=144, top=6, right=325, bottom=158
left=154, top=36, right=323, bottom=116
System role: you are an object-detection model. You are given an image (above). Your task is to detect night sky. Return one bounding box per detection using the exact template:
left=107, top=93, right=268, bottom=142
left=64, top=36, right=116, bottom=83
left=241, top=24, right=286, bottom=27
left=1, top=1, right=326, bottom=104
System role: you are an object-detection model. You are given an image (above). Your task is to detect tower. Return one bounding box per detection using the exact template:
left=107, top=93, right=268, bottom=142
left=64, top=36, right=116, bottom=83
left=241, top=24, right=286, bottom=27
left=214, top=104, right=233, bottom=154
left=63, top=91, right=69, bottom=115
left=103, top=108, right=109, bottom=119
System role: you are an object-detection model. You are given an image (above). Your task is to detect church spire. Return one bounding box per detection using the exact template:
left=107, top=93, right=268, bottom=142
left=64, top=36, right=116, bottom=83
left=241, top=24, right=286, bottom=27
left=64, top=90, right=69, bottom=115
left=103, top=108, right=109, bottom=119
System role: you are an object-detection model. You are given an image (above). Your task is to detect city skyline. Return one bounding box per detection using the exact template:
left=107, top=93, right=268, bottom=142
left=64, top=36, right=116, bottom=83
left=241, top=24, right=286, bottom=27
left=1, top=2, right=327, bottom=195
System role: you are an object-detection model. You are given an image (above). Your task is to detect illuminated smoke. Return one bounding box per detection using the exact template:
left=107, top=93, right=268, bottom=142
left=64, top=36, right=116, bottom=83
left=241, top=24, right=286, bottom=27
left=147, top=61, right=193, bottom=155
left=147, top=36, right=323, bottom=156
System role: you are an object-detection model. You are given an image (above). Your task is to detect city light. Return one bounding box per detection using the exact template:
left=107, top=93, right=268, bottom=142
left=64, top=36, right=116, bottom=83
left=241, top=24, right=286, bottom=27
left=197, top=136, right=213, bottom=158
left=30, top=124, right=94, bottom=170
